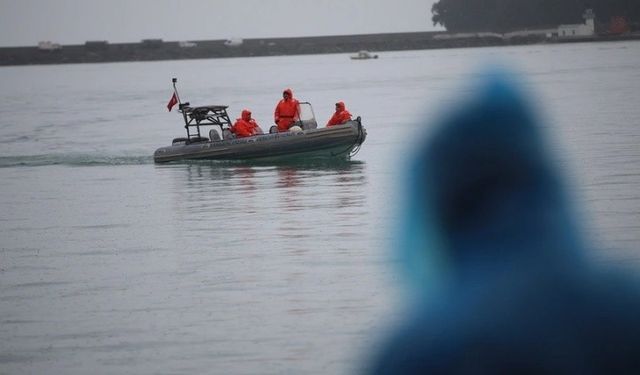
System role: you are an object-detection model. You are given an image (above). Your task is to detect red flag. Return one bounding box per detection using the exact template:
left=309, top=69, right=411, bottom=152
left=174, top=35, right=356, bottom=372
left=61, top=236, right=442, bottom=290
left=167, top=92, right=178, bottom=112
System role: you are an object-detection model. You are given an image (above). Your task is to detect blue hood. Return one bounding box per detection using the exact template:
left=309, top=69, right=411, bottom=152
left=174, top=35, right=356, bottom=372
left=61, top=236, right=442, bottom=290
left=398, top=69, right=584, bottom=295
left=369, top=68, right=640, bottom=375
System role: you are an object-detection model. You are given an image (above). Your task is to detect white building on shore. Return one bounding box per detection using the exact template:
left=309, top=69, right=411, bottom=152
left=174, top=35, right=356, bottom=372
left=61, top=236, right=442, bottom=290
left=37, top=41, right=61, bottom=51
left=558, top=9, right=595, bottom=38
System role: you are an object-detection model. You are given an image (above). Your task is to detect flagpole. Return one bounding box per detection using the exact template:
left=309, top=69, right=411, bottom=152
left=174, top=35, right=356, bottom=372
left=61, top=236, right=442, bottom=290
left=172, top=78, right=182, bottom=107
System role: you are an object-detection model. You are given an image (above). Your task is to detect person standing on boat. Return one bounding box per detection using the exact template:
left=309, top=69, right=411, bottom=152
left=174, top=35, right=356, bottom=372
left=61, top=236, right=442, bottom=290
left=274, top=88, right=300, bottom=132
left=231, top=109, right=263, bottom=138
left=326, top=101, right=352, bottom=127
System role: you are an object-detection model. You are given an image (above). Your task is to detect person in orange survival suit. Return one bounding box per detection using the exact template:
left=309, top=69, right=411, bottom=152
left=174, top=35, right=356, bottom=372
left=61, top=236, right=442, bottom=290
left=231, top=109, right=263, bottom=138
left=326, top=101, right=352, bottom=127
left=274, top=88, right=300, bottom=132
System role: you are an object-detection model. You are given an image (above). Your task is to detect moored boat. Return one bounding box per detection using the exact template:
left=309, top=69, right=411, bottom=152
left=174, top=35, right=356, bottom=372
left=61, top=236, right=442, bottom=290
left=350, top=50, right=379, bottom=60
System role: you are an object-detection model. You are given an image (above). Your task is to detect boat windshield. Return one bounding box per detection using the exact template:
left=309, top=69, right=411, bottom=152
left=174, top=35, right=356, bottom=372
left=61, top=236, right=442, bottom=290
left=298, top=102, right=318, bottom=130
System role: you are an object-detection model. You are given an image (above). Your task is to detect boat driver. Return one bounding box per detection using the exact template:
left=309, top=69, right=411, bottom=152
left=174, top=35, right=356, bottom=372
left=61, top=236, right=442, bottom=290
left=274, top=88, right=301, bottom=132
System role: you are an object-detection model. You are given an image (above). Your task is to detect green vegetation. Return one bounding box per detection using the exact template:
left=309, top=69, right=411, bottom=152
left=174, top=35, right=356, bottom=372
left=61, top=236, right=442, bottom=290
left=431, top=0, right=640, bottom=32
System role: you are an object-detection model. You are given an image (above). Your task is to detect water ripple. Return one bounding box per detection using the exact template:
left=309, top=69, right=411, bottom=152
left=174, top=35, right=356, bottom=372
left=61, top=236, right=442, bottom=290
left=0, top=153, right=154, bottom=167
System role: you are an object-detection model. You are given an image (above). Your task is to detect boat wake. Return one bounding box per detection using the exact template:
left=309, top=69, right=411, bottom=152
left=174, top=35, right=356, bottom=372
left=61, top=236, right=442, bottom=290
left=0, top=153, right=154, bottom=168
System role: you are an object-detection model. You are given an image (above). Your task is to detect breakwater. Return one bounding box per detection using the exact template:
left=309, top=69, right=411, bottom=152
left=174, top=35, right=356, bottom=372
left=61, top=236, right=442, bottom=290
left=1, top=31, right=638, bottom=66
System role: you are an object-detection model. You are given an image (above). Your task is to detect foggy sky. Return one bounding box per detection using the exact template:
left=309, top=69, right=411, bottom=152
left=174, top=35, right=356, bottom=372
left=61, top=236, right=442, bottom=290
left=0, top=0, right=440, bottom=47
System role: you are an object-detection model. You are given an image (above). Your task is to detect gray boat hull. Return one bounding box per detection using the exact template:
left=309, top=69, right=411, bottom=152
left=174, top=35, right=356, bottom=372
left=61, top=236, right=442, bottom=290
left=153, top=120, right=366, bottom=163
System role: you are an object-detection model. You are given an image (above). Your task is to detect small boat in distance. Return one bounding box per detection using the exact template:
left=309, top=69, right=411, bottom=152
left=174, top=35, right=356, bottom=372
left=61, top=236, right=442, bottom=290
left=350, top=50, right=378, bottom=60
left=153, top=79, right=367, bottom=163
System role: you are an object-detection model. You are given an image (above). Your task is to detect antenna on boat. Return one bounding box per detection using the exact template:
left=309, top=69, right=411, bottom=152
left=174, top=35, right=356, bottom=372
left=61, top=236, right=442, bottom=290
left=172, top=78, right=183, bottom=108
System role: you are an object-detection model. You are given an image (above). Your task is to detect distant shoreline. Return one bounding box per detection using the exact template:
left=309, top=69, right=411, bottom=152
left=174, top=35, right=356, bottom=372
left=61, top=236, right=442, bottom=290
left=1, top=31, right=639, bottom=67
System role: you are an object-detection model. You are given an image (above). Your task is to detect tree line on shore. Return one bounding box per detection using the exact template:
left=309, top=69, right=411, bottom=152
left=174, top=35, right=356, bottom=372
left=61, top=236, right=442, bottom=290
left=431, top=0, right=640, bottom=32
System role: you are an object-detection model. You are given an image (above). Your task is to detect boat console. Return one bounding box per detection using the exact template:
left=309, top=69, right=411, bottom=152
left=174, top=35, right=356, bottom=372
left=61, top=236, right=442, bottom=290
left=174, top=104, right=232, bottom=144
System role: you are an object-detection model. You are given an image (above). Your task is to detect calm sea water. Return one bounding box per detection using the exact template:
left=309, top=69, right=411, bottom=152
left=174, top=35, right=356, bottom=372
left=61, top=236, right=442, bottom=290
left=1, top=41, right=639, bottom=374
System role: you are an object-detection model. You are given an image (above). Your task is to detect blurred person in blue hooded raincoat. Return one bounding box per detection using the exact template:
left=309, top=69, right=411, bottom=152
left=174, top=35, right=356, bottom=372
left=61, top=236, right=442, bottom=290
left=366, top=68, right=640, bottom=374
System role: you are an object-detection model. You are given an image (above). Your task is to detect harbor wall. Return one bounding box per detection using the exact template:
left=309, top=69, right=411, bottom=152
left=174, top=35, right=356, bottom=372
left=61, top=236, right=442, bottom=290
left=1, top=31, right=638, bottom=66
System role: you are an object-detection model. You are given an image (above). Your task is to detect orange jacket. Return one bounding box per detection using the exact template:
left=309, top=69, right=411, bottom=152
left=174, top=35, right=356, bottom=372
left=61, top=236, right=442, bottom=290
left=274, top=88, right=300, bottom=132
left=326, top=101, right=352, bottom=127
left=232, top=109, right=261, bottom=138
